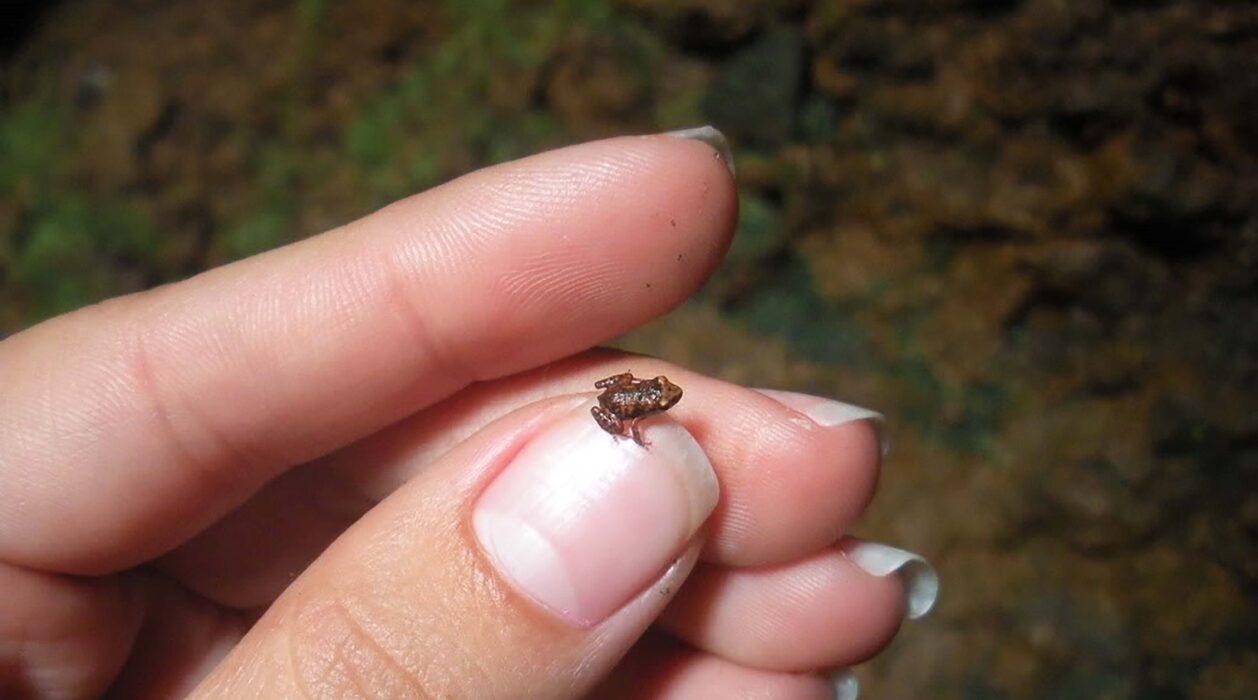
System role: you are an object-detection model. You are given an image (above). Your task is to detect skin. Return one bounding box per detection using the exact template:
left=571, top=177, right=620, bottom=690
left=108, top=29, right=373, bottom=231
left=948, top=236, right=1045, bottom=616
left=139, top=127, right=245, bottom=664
left=0, top=135, right=905, bottom=699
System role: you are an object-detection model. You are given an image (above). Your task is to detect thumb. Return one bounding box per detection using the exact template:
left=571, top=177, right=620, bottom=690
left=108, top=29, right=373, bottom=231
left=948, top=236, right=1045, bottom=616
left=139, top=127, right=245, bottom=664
left=190, top=395, right=719, bottom=699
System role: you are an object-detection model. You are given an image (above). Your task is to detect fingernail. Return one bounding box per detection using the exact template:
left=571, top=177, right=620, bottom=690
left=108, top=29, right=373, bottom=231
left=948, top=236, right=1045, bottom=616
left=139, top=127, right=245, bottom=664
left=841, top=540, right=939, bottom=620
left=755, top=389, right=890, bottom=456
left=828, top=670, right=860, bottom=700
left=666, top=125, right=735, bottom=177
left=473, top=405, right=719, bottom=627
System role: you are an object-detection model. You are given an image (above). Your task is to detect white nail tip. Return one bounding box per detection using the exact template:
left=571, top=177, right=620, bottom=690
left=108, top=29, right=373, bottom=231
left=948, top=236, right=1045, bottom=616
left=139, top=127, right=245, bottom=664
left=829, top=670, right=860, bottom=700
left=753, top=389, right=890, bottom=456
left=844, top=541, right=939, bottom=620
left=665, top=125, right=735, bottom=177
left=811, top=401, right=883, bottom=427
left=813, top=403, right=890, bottom=457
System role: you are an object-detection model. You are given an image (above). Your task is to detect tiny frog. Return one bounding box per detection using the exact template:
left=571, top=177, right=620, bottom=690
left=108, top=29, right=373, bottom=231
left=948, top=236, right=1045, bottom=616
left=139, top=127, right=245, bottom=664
left=591, top=372, right=683, bottom=446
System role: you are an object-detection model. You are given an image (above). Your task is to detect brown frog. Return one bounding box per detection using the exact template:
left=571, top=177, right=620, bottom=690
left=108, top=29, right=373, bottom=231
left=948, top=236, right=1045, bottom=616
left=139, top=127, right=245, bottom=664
left=591, top=372, right=683, bottom=446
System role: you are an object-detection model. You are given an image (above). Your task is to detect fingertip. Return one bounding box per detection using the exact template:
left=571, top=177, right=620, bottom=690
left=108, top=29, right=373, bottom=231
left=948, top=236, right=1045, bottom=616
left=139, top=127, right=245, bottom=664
left=363, top=130, right=739, bottom=371
left=840, top=539, right=939, bottom=621
left=664, top=125, right=736, bottom=178
left=701, top=393, right=884, bottom=567
left=660, top=548, right=912, bottom=672
left=599, top=634, right=834, bottom=700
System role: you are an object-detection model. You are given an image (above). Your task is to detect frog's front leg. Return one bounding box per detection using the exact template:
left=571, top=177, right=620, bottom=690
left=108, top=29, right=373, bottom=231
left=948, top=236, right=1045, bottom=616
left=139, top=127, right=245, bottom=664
left=629, top=418, right=648, bottom=447
left=591, top=405, right=624, bottom=437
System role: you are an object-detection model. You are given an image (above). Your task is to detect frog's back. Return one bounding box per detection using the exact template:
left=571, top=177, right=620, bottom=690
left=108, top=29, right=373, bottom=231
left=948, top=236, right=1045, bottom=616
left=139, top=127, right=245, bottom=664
left=605, top=387, right=654, bottom=418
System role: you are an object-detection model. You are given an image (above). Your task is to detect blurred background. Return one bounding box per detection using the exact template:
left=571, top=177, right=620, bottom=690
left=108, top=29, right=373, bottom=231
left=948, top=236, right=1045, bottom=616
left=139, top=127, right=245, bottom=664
left=2, top=0, right=1256, bottom=697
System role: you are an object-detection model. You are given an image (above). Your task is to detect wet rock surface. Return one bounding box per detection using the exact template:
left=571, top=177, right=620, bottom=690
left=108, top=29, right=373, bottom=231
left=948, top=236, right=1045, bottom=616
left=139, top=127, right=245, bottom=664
left=3, top=0, right=1256, bottom=696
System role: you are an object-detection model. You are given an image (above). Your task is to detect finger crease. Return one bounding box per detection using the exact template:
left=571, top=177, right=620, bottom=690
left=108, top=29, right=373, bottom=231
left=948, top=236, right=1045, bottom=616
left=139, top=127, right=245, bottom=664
left=377, top=247, right=477, bottom=390
left=127, top=323, right=269, bottom=502
left=290, top=599, right=434, bottom=700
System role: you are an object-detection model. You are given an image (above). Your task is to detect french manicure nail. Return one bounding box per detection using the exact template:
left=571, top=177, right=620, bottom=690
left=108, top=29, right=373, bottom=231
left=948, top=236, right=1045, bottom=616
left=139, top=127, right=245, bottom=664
left=473, top=405, right=719, bottom=627
left=828, top=670, right=860, bottom=700
left=755, top=389, right=890, bottom=456
left=666, top=125, right=735, bottom=177
left=842, top=540, right=939, bottom=620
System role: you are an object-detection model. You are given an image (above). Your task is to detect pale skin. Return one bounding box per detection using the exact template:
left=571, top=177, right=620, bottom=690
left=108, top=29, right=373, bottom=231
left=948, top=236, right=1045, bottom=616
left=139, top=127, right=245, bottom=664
left=0, top=135, right=905, bottom=698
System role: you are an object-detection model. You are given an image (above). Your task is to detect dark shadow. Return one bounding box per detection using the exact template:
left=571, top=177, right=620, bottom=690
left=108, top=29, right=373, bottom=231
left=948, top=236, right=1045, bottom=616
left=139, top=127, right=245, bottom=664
left=0, top=0, right=65, bottom=60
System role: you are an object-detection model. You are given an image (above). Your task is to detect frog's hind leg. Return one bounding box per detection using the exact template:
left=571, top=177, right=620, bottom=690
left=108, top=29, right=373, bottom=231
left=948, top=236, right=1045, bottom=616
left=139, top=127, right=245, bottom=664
left=594, top=371, right=634, bottom=389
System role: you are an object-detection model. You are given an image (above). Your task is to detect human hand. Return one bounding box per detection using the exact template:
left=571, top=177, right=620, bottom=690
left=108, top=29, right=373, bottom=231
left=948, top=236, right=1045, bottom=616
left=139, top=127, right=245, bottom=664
left=0, top=129, right=936, bottom=699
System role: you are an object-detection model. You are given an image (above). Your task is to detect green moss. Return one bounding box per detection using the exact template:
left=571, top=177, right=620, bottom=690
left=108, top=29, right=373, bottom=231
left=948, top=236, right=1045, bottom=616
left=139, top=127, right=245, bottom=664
left=297, top=0, right=328, bottom=38
left=12, top=197, right=160, bottom=321
left=195, top=140, right=305, bottom=264
left=478, top=111, right=565, bottom=165
left=347, top=96, right=408, bottom=170
left=222, top=210, right=290, bottom=261
left=888, top=354, right=1009, bottom=457
left=439, top=0, right=614, bottom=81
left=730, top=194, right=783, bottom=263
left=727, top=252, right=875, bottom=367
left=713, top=204, right=1008, bottom=455
left=655, top=86, right=707, bottom=132
left=3, top=0, right=635, bottom=329
left=798, top=95, right=839, bottom=144
left=14, top=206, right=109, bottom=318
left=0, top=100, right=70, bottom=206
left=340, top=0, right=617, bottom=208
left=1, top=94, right=170, bottom=324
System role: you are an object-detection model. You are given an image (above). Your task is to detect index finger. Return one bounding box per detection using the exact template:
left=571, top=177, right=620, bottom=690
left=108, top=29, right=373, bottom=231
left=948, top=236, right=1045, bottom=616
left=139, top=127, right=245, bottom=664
left=0, top=130, right=737, bottom=574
